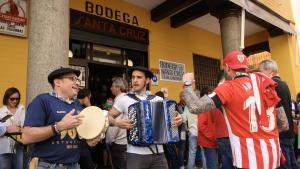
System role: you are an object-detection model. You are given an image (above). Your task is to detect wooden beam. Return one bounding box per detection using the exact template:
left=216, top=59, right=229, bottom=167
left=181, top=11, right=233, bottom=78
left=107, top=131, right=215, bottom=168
left=245, top=12, right=284, bottom=37
left=243, top=41, right=270, bottom=56
left=151, top=0, right=201, bottom=22
left=170, top=1, right=209, bottom=28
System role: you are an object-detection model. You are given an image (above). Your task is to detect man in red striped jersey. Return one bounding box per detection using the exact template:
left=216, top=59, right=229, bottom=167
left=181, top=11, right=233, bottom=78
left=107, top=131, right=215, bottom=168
left=183, top=51, right=289, bottom=169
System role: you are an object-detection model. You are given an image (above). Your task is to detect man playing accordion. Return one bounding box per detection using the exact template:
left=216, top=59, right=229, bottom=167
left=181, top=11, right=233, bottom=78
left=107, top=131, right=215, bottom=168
left=109, top=66, right=183, bottom=169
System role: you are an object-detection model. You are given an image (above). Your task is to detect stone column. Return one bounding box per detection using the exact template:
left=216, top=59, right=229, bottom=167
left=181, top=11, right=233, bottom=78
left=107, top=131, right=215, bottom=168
left=217, top=4, right=242, bottom=57
left=27, top=0, right=69, bottom=103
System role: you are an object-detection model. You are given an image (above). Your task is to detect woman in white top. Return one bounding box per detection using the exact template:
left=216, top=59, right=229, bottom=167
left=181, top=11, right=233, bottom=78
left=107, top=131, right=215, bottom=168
left=0, top=87, right=24, bottom=169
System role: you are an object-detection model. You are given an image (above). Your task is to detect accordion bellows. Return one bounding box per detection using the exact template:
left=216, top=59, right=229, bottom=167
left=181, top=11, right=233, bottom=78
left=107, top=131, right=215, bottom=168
left=128, top=100, right=180, bottom=146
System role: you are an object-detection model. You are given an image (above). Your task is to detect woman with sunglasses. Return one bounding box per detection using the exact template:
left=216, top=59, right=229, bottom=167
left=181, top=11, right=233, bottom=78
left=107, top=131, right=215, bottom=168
left=0, top=87, right=25, bottom=169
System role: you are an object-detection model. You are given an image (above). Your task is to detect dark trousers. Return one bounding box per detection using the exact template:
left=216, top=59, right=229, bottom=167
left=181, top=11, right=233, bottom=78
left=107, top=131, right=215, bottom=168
left=109, top=143, right=127, bottom=169
left=177, top=140, right=186, bottom=167
left=279, top=138, right=300, bottom=169
left=163, top=144, right=178, bottom=169
left=127, top=153, right=168, bottom=169
left=79, top=143, right=96, bottom=169
left=202, top=148, right=218, bottom=169
left=217, top=138, right=235, bottom=169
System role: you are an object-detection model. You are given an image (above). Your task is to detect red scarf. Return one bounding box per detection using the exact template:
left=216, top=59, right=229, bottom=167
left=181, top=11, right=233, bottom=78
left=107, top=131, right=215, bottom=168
left=252, top=72, right=281, bottom=126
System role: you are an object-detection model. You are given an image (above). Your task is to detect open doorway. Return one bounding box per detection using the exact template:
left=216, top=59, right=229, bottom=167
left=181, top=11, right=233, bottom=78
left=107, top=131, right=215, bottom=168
left=88, top=63, right=125, bottom=108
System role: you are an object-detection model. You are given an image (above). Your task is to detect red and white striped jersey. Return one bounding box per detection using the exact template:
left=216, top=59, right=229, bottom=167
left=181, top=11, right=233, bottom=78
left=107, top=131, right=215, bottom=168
left=214, top=75, right=281, bottom=169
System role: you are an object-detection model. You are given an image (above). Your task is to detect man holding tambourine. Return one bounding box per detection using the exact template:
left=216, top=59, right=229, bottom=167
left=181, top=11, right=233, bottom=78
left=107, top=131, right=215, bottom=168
left=22, top=67, right=101, bottom=169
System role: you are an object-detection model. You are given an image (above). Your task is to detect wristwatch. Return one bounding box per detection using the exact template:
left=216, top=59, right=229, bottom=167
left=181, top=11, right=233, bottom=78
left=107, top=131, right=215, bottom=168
left=52, top=123, right=61, bottom=135
left=184, top=80, right=192, bottom=86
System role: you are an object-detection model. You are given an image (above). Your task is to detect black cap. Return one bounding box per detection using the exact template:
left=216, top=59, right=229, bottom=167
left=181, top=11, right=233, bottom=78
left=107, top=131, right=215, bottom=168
left=48, top=67, right=80, bottom=84
left=127, top=66, right=154, bottom=78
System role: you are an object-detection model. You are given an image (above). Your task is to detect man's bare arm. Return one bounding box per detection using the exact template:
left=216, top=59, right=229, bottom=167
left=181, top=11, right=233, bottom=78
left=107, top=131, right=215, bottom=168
left=109, top=107, right=133, bottom=129
left=276, top=106, right=289, bottom=132
left=108, top=107, right=121, bottom=126
left=22, top=126, right=54, bottom=144
left=22, top=109, right=83, bottom=144
left=184, top=86, right=216, bottom=114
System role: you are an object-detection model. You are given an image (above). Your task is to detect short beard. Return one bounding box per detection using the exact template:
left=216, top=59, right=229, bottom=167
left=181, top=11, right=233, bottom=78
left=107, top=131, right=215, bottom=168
left=224, top=71, right=233, bottom=80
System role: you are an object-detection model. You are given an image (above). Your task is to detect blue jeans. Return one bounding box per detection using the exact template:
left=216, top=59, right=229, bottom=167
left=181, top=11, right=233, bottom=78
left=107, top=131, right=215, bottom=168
left=187, top=133, right=197, bottom=169
left=0, top=153, right=12, bottom=169
left=13, top=144, right=24, bottom=169
left=279, top=138, right=300, bottom=169
left=201, top=148, right=218, bottom=169
left=195, top=147, right=202, bottom=162
left=217, top=138, right=234, bottom=169
left=37, top=161, right=80, bottom=169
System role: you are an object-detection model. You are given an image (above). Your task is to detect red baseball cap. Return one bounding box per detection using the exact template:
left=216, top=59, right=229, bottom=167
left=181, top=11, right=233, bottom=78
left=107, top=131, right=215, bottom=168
left=223, top=51, right=248, bottom=69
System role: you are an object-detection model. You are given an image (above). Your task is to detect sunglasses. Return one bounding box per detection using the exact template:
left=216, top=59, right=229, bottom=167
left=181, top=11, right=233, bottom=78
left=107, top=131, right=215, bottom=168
left=9, top=97, right=20, bottom=101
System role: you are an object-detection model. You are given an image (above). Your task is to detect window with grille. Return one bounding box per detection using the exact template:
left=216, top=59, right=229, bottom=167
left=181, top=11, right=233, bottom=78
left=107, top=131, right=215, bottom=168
left=193, top=54, right=220, bottom=91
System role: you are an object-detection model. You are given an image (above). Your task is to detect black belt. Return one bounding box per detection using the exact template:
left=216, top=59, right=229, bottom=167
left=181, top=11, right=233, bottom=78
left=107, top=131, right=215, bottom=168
left=39, top=158, right=77, bottom=167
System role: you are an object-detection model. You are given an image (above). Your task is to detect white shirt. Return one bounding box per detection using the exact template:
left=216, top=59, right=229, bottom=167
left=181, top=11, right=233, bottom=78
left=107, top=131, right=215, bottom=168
left=0, top=104, right=25, bottom=154
left=183, top=106, right=198, bottom=136
left=106, top=93, right=127, bottom=145
left=113, top=94, right=164, bottom=155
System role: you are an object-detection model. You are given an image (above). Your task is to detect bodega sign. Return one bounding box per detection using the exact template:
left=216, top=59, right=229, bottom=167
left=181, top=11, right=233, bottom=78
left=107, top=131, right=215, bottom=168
left=70, top=9, right=149, bottom=44
left=85, top=1, right=139, bottom=26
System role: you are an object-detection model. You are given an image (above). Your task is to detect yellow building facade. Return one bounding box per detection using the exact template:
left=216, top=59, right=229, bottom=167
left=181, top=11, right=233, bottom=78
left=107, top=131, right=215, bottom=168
left=0, top=0, right=299, bottom=105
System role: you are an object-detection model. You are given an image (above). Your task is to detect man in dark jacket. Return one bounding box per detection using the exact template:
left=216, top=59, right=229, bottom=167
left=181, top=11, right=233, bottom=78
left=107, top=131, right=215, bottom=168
left=260, top=59, right=300, bottom=169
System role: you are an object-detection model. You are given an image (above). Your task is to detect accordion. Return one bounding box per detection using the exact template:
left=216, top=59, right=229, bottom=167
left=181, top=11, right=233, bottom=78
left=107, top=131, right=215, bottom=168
left=128, top=100, right=180, bottom=146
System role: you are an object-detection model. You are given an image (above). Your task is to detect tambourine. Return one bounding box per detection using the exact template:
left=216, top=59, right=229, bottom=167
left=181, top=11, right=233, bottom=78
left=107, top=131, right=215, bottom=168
left=76, top=106, right=109, bottom=140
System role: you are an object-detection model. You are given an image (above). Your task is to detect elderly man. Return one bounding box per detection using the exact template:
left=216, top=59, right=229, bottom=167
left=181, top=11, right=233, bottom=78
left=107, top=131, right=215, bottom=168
left=183, top=51, right=288, bottom=169
left=22, top=67, right=100, bottom=169
left=259, top=59, right=300, bottom=169
left=106, top=77, right=128, bottom=169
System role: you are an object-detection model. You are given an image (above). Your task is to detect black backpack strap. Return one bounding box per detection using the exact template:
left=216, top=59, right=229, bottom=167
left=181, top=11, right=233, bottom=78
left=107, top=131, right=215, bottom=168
left=127, top=93, right=142, bottom=102
left=146, top=95, right=156, bottom=101
left=147, top=145, right=159, bottom=155
left=127, top=94, right=156, bottom=101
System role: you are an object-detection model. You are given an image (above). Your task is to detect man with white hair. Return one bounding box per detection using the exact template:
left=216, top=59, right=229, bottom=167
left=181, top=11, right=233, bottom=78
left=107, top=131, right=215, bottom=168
left=107, top=77, right=128, bottom=169
left=259, top=59, right=300, bottom=169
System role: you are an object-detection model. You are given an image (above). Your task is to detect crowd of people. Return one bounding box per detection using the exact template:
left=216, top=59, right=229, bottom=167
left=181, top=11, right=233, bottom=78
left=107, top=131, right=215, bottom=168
left=0, top=51, right=300, bottom=169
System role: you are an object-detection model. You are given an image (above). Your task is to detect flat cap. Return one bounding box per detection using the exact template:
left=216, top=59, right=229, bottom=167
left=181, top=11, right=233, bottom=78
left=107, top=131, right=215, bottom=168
left=127, top=66, right=154, bottom=78
left=48, top=67, right=80, bottom=84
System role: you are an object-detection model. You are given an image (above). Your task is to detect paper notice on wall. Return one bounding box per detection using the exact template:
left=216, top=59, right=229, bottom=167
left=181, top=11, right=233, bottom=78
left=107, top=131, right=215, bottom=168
left=159, top=59, right=185, bottom=82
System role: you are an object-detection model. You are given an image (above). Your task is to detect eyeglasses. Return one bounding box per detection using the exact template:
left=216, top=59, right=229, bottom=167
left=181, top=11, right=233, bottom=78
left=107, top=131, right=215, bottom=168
left=61, top=76, right=81, bottom=83
left=9, top=97, right=20, bottom=101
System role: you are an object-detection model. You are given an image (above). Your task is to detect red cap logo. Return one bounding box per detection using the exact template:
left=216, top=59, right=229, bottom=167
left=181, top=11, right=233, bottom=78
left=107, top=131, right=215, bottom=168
left=223, top=51, right=248, bottom=69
